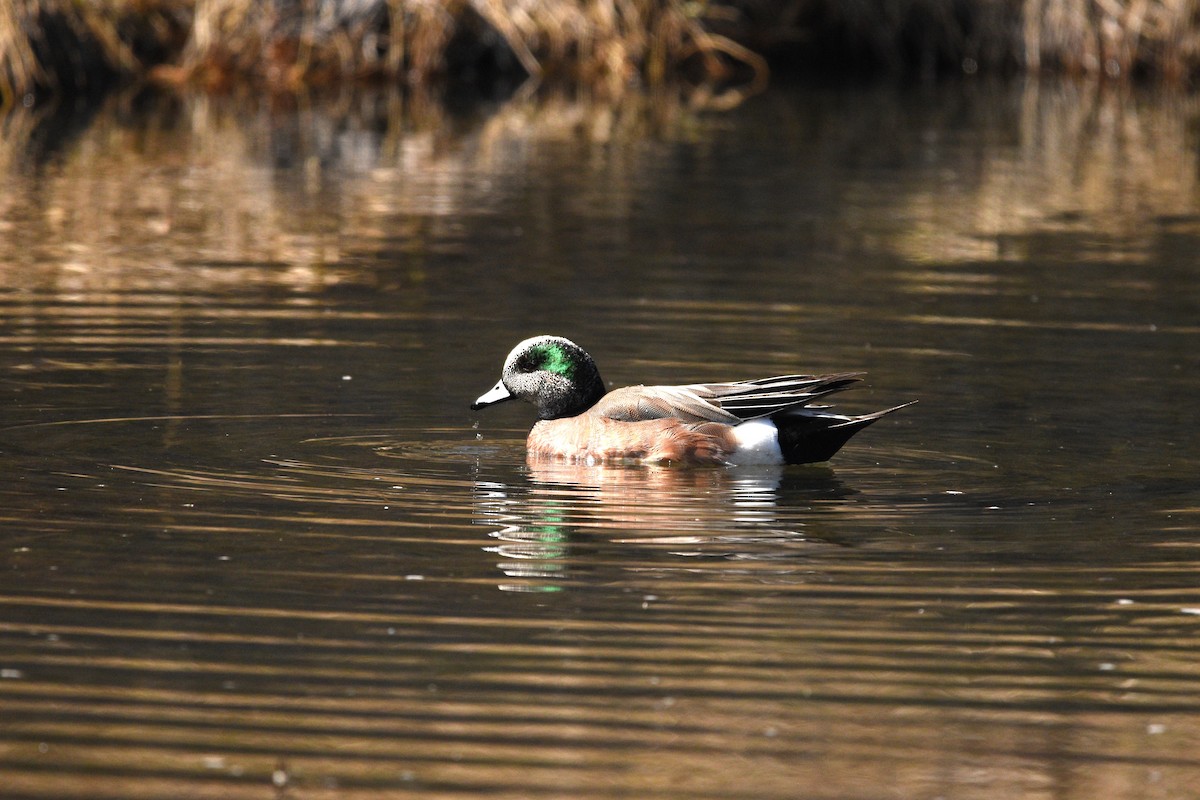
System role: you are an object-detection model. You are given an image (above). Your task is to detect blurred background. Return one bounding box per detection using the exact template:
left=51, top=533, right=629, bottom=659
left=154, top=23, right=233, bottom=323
left=2, top=2, right=1200, bottom=799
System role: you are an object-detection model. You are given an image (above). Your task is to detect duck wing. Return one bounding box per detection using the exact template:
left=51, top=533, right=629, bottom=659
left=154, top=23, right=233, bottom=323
left=592, top=374, right=863, bottom=424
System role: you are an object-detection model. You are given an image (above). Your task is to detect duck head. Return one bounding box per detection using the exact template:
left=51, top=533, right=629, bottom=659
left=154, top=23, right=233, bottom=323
left=472, top=335, right=606, bottom=420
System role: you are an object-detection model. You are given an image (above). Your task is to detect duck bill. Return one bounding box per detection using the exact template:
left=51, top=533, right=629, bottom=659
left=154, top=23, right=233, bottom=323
left=471, top=380, right=513, bottom=410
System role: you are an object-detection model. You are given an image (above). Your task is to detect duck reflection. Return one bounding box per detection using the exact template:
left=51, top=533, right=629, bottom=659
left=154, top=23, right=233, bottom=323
left=473, top=459, right=857, bottom=592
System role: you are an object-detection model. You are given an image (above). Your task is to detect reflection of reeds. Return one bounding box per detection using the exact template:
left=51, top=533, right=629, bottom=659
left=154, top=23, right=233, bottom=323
left=4, top=2, right=1200, bottom=108
left=891, top=81, right=1200, bottom=265
left=1, top=79, right=1196, bottom=296
left=0, top=85, right=717, bottom=298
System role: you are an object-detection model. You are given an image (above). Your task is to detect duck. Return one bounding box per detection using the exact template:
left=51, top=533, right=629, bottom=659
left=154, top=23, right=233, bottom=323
left=471, top=335, right=912, bottom=466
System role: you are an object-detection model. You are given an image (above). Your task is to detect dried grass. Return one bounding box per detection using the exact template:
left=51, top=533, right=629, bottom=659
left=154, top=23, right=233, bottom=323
left=1023, top=0, right=1200, bottom=78
left=2, top=1, right=1200, bottom=109
left=175, top=0, right=767, bottom=104
left=0, top=0, right=187, bottom=102
left=738, top=0, right=1200, bottom=78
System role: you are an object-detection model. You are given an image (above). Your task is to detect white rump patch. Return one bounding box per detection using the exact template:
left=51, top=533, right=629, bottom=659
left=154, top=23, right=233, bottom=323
left=730, top=419, right=784, bottom=465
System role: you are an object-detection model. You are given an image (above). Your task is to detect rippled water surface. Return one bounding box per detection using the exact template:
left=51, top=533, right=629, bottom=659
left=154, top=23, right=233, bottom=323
left=2, top=81, right=1200, bottom=799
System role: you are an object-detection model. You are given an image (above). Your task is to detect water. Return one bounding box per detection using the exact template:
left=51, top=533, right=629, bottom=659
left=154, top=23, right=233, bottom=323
left=2, top=80, right=1199, bottom=799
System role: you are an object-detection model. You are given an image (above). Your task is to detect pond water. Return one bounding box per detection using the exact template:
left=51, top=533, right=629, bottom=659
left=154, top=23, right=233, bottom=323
left=1, top=79, right=1199, bottom=799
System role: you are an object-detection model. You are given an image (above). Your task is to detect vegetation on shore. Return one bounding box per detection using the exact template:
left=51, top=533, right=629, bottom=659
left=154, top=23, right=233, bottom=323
left=2, top=0, right=1199, bottom=108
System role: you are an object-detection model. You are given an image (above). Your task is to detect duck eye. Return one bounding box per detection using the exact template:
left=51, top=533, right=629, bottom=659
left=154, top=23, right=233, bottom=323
left=515, top=353, right=540, bottom=373
left=515, top=343, right=575, bottom=378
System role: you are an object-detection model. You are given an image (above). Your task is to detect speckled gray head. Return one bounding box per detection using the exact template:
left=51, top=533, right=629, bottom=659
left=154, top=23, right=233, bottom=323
left=471, top=335, right=606, bottom=420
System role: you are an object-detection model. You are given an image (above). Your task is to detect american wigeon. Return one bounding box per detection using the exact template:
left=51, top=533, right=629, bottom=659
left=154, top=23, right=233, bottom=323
left=471, top=335, right=913, bottom=466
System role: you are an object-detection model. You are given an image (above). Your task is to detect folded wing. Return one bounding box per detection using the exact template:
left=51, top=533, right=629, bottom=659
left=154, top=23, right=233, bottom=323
left=593, top=373, right=864, bottom=424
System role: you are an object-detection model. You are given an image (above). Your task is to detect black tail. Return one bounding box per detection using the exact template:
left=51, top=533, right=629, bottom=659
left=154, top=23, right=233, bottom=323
left=773, top=402, right=915, bottom=465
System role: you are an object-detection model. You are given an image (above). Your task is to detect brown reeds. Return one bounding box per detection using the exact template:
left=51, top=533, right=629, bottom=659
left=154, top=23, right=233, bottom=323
left=2, top=1, right=1200, bottom=109
left=0, top=0, right=769, bottom=107
left=1023, top=0, right=1200, bottom=79
left=0, top=0, right=188, bottom=104
left=175, top=0, right=768, bottom=105
left=722, top=0, right=1200, bottom=78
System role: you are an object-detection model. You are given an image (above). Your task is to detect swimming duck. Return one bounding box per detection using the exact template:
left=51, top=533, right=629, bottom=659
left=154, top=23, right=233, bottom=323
left=471, top=335, right=911, bottom=465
